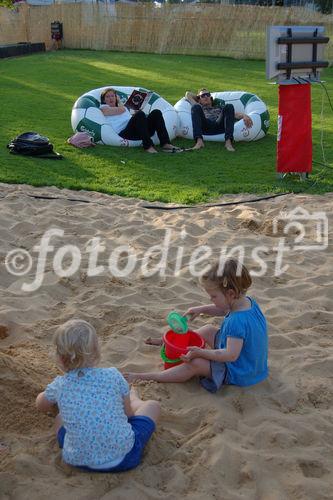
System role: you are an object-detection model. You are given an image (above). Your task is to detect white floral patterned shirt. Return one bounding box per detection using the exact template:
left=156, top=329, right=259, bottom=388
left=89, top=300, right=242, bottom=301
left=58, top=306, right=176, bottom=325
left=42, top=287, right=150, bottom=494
left=45, top=367, right=134, bottom=467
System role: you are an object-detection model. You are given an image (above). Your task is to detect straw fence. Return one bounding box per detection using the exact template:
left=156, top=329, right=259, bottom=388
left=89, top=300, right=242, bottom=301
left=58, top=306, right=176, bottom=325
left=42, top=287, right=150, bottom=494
left=0, top=3, right=332, bottom=61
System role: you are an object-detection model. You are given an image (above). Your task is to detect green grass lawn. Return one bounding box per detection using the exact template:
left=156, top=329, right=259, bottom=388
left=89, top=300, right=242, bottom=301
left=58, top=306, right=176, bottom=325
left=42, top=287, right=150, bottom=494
left=0, top=50, right=332, bottom=203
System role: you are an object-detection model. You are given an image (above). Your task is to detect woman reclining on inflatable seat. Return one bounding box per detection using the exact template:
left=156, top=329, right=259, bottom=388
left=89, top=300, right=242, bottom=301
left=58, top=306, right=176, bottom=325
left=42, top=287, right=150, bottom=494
left=185, top=88, right=253, bottom=152
left=100, top=88, right=182, bottom=154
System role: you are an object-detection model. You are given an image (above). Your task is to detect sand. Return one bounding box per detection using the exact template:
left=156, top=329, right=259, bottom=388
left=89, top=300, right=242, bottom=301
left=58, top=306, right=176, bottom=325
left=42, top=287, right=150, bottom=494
left=0, top=181, right=332, bottom=500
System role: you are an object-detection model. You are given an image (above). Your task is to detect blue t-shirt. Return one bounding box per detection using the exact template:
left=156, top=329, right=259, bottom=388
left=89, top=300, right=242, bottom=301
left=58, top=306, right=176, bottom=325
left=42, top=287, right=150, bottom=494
left=216, top=297, right=268, bottom=386
left=45, top=367, right=134, bottom=468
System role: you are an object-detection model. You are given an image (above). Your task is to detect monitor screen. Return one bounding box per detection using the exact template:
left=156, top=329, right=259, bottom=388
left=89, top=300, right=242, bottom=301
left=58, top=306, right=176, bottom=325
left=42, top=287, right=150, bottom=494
left=266, top=25, right=327, bottom=82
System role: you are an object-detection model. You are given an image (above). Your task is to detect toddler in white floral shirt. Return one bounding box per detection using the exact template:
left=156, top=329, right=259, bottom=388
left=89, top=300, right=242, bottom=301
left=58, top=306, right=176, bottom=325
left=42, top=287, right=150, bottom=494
left=36, top=319, right=160, bottom=472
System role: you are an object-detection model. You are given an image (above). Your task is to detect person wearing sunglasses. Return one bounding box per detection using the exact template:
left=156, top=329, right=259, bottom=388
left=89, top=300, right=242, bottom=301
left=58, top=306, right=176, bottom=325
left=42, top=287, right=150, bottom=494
left=185, top=88, right=253, bottom=152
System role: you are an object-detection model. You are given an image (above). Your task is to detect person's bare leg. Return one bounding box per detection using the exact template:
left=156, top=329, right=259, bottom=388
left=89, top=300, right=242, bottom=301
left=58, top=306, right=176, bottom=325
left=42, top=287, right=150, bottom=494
left=225, top=139, right=235, bottom=152
left=129, top=387, right=160, bottom=424
left=125, top=357, right=210, bottom=384
left=196, top=324, right=218, bottom=348
left=145, top=323, right=218, bottom=347
left=129, top=387, right=143, bottom=412
left=191, top=138, right=204, bottom=150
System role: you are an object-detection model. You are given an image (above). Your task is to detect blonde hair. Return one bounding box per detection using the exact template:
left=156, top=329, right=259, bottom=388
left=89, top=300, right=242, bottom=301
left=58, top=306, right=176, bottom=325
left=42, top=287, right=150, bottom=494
left=200, top=259, right=252, bottom=298
left=54, top=319, right=100, bottom=371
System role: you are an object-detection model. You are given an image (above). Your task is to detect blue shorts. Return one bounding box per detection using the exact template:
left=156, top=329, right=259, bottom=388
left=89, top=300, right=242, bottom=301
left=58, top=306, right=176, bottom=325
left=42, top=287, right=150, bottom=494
left=200, top=360, right=228, bottom=393
left=200, top=326, right=229, bottom=393
left=57, top=415, right=156, bottom=472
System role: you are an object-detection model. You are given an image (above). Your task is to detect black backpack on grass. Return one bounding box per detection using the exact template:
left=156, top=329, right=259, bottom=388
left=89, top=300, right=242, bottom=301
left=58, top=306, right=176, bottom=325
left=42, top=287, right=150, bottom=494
left=7, top=132, right=63, bottom=159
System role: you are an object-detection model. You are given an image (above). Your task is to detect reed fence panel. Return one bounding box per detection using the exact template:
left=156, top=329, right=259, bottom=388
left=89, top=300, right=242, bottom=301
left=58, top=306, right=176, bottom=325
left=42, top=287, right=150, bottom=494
left=0, top=3, right=332, bottom=62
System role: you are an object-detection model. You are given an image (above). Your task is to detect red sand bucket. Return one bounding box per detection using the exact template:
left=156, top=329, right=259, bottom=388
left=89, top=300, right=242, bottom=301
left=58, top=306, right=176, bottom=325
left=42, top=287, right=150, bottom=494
left=161, top=330, right=205, bottom=370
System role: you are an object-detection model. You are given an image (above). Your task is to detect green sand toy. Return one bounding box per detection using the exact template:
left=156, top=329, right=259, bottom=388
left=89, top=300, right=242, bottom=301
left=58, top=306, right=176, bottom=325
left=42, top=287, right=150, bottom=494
left=166, top=311, right=189, bottom=334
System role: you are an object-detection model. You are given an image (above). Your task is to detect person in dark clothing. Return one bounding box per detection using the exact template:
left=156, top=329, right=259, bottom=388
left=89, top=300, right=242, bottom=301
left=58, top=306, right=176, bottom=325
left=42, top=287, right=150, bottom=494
left=185, top=88, right=253, bottom=152
left=100, top=88, right=181, bottom=153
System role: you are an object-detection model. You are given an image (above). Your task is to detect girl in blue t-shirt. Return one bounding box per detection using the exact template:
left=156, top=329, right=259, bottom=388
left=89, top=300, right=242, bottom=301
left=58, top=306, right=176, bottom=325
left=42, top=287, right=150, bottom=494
left=36, top=319, right=160, bottom=471
left=126, top=259, right=268, bottom=393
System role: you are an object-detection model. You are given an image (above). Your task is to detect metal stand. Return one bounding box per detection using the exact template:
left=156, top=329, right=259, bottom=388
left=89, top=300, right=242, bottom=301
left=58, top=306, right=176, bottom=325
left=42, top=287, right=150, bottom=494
left=277, top=172, right=309, bottom=181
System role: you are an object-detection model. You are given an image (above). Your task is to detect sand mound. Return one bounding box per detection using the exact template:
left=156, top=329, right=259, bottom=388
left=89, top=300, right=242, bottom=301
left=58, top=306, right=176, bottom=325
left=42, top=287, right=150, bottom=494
left=0, top=342, right=59, bottom=434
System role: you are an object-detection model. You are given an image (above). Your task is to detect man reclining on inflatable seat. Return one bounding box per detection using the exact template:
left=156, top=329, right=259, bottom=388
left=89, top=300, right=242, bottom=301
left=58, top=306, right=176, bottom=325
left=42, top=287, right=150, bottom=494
left=185, top=88, right=253, bottom=152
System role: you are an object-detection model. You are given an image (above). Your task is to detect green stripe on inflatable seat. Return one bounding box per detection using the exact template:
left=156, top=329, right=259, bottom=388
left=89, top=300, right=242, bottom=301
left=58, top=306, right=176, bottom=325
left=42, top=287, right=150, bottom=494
left=148, top=92, right=160, bottom=106
left=246, top=95, right=261, bottom=105
left=76, top=118, right=102, bottom=142
left=74, top=95, right=100, bottom=110
left=116, top=90, right=128, bottom=103
left=239, top=93, right=260, bottom=107
left=260, top=110, right=270, bottom=134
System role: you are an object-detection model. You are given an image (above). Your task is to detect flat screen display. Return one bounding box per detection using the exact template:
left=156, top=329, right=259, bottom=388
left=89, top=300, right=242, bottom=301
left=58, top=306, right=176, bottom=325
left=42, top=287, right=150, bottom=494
left=266, top=25, right=327, bottom=82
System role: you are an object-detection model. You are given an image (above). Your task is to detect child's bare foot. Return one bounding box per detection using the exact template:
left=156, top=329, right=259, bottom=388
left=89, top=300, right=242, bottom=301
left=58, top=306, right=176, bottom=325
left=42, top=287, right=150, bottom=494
left=225, top=140, right=235, bottom=152
left=124, top=372, right=143, bottom=383
left=146, top=146, right=158, bottom=153
left=145, top=337, right=163, bottom=346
